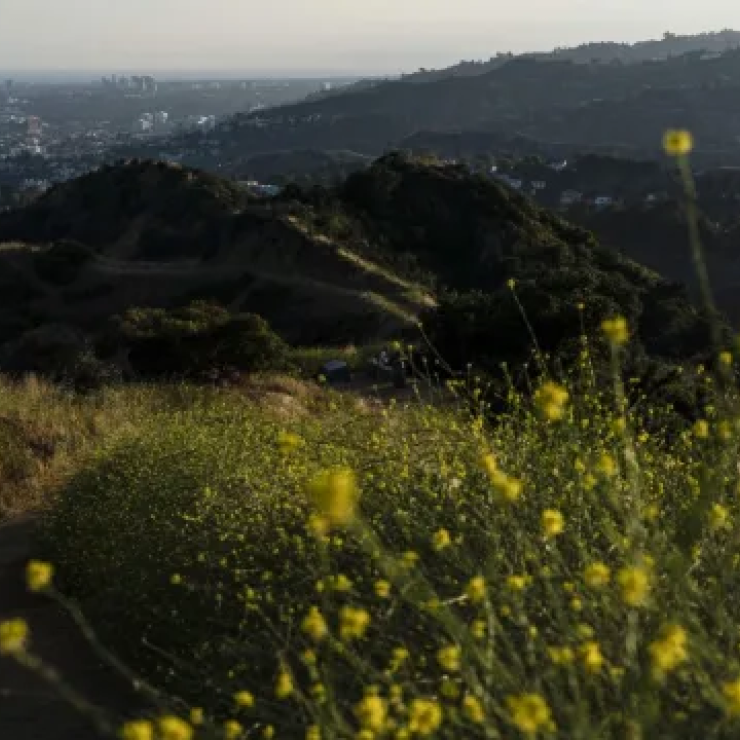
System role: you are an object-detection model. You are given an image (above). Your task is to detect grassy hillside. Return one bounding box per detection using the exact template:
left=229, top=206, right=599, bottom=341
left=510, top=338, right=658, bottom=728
left=2, top=342, right=734, bottom=739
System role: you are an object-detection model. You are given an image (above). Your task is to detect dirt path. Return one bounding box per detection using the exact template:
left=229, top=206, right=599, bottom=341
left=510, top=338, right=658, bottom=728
left=0, top=517, right=147, bottom=739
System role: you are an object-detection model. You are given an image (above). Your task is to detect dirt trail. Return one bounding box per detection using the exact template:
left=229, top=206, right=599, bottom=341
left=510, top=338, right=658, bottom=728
left=0, top=517, right=146, bottom=739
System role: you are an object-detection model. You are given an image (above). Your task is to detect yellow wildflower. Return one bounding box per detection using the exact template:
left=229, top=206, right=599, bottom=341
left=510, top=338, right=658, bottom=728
left=648, top=624, right=688, bottom=679
left=534, top=381, right=569, bottom=421
left=301, top=606, right=328, bottom=642
left=581, top=641, right=604, bottom=673
left=617, top=566, right=650, bottom=608
left=584, top=562, right=611, bottom=589
left=490, top=469, right=523, bottom=502
left=234, top=691, right=255, bottom=709
left=462, top=695, right=485, bottom=724
left=408, top=698, right=443, bottom=736
left=432, top=528, right=452, bottom=551
left=275, top=669, right=294, bottom=699
left=506, top=693, right=552, bottom=735
left=596, top=453, right=617, bottom=478
left=548, top=646, right=575, bottom=666
left=663, top=129, right=693, bottom=157
left=466, top=576, right=486, bottom=604
left=120, top=720, right=154, bottom=740
left=278, top=430, right=301, bottom=454
left=262, top=726, right=275, bottom=740
left=722, top=677, right=740, bottom=716
left=0, top=618, right=29, bottom=655
left=480, top=452, right=497, bottom=478
left=306, top=467, right=359, bottom=529
left=471, top=619, right=486, bottom=639
left=354, top=694, right=388, bottom=732
left=601, top=316, right=629, bottom=346
left=225, top=720, right=243, bottom=740
left=541, top=509, right=564, bottom=539
left=189, top=709, right=204, bottom=726
left=375, top=579, right=391, bottom=598
left=401, top=551, right=419, bottom=569
left=507, top=575, right=528, bottom=592
left=26, top=560, right=54, bottom=592
left=693, top=420, right=710, bottom=439
left=720, top=351, right=733, bottom=366
left=305, top=726, right=320, bottom=740
left=437, top=644, right=461, bottom=672
left=710, top=504, right=730, bottom=531
left=156, top=716, right=192, bottom=740
left=340, top=606, right=371, bottom=641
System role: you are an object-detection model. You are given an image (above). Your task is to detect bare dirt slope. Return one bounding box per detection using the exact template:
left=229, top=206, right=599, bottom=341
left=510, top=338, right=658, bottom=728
left=0, top=516, right=146, bottom=740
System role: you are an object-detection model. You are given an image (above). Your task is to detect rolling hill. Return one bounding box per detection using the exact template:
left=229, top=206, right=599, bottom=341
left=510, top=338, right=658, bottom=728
left=159, top=46, right=740, bottom=170
left=0, top=154, right=724, bottom=392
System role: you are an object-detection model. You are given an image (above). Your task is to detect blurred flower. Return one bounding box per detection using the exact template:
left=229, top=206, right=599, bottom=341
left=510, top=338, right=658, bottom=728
left=663, top=129, right=693, bottom=157
left=548, top=646, right=575, bottom=666
left=275, top=670, right=294, bottom=699
left=617, top=566, right=650, bottom=607
left=408, top=698, right=443, bottom=736
left=339, top=606, right=370, bottom=641
left=26, top=560, right=54, bottom=592
left=354, top=694, right=388, bottom=731
left=710, top=504, right=730, bottom=531
left=301, top=606, right=328, bottom=642
left=374, top=579, right=391, bottom=599
left=584, top=562, right=611, bottom=589
left=306, top=468, right=359, bottom=529
left=120, top=720, right=154, bottom=740
left=723, top=678, right=740, bottom=716
left=156, top=716, right=192, bottom=740
left=0, top=618, right=29, bottom=655
left=506, top=693, right=552, bottom=735
left=541, top=509, right=565, bottom=539
left=234, top=691, right=255, bottom=709
left=649, top=624, right=688, bottom=679
left=462, top=695, right=485, bottom=724
left=534, top=382, right=569, bottom=421
left=432, top=528, right=452, bottom=551
left=225, top=720, right=243, bottom=740
left=437, top=644, right=461, bottom=672
left=601, top=316, right=629, bottom=346
left=581, top=641, right=604, bottom=673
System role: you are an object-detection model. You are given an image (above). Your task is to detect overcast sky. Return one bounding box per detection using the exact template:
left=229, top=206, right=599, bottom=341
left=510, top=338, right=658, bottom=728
left=0, top=0, right=735, bottom=77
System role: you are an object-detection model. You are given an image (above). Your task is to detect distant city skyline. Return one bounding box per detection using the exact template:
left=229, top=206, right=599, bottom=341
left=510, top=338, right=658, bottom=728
left=0, top=0, right=736, bottom=78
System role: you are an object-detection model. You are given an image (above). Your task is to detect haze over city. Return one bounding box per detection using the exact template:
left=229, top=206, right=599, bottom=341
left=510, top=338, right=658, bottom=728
left=0, top=0, right=737, bottom=78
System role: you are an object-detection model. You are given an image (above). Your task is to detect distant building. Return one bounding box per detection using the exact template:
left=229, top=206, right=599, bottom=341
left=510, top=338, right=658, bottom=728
left=594, top=196, right=614, bottom=208
left=560, top=189, right=583, bottom=206
left=27, top=116, right=42, bottom=137
left=531, top=180, right=547, bottom=190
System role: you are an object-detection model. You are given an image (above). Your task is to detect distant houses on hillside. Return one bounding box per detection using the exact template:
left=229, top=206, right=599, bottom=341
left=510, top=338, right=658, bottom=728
left=237, top=180, right=282, bottom=198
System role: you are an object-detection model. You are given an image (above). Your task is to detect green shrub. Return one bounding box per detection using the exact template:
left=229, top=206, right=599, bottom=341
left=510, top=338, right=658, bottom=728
left=111, top=301, right=290, bottom=380
left=33, top=239, right=96, bottom=285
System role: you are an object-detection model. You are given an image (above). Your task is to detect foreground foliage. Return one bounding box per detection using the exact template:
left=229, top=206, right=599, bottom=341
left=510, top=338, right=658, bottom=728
left=30, top=341, right=740, bottom=739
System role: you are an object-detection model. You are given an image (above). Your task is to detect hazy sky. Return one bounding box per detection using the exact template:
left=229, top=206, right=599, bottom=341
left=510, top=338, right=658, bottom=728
left=0, top=0, right=736, bottom=77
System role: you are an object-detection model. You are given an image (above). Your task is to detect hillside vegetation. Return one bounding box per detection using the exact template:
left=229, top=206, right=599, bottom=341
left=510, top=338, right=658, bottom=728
left=0, top=154, right=721, bottom=403
left=5, top=133, right=740, bottom=740
left=14, top=342, right=740, bottom=740
left=175, top=47, right=740, bottom=168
